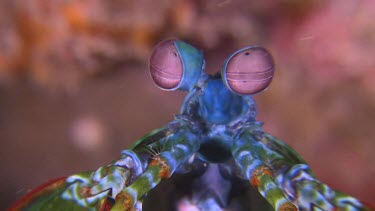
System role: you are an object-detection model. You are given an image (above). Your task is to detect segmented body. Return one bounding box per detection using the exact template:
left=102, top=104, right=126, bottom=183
left=10, top=40, right=371, bottom=211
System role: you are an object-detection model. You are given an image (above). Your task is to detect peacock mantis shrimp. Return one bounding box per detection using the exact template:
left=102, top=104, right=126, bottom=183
left=10, top=39, right=371, bottom=211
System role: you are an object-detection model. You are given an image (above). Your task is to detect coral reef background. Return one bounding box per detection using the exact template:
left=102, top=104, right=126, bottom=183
left=1, top=0, right=374, bottom=208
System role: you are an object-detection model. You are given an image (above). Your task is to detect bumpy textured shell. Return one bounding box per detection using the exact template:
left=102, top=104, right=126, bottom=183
left=223, top=46, right=274, bottom=95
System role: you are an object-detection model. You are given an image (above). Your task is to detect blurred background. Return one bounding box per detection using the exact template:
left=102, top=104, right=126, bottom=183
left=1, top=0, right=374, bottom=209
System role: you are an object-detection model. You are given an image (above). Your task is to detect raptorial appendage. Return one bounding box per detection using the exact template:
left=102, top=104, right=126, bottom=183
left=61, top=150, right=146, bottom=209
left=112, top=124, right=201, bottom=210
left=231, top=129, right=370, bottom=211
left=60, top=122, right=201, bottom=210
left=277, top=164, right=368, bottom=211
left=232, top=131, right=298, bottom=211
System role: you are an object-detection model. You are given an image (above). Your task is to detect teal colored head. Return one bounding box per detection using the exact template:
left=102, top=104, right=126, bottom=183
left=149, top=39, right=275, bottom=125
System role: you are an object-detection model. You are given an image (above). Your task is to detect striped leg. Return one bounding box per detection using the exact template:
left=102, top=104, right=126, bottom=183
left=232, top=132, right=298, bottom=211
left=248, top=132, right=370, bottom=211
left=112, top=126, right=200, bottom=210
left=277, top=164, right=369, bottom=211
left=61, top=148, right=156, bottom=210
left=61, top=128, right=169, bottom=209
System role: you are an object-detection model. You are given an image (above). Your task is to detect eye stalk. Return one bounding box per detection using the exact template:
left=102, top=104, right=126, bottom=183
left=149, top=39, right=204, bottom=91
left=222, top=46, right=275, bottom=95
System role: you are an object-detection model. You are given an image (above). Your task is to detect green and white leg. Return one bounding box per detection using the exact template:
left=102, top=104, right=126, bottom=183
left=232, top=133, right=298, bottom=211
left=254, top=133, right=370, bottom=211
left=61, top=150, right=148, bottom=209
left=61, top=128, right=169, bottom=209
left=112, top=126, right=200, bottom=210
left=276, top=163, right=369, bottom=211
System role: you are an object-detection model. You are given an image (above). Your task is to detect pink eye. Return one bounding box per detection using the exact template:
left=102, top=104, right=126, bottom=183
left=222, top=46, right=275, bottom=95
left=149, top=40, right=183, bottom=90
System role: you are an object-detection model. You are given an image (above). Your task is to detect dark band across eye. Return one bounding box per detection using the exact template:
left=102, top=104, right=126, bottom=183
left=149, top=40, right=183, bottom=90
left=222, top=46, right=275, bottom=95
left=149, top=39, right=204, bottom=91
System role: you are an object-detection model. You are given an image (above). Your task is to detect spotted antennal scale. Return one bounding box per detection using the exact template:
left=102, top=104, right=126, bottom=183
left=222, top=46, right=275, bottom=95
left=149, top=40, right=183, bottom=90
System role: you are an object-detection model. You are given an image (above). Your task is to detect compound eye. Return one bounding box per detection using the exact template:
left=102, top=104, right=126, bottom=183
left=149, top=40, right=183, bottom=90
left=222, top=46, right=275, bottom=95
left=150, top=39, right=204, bottom=91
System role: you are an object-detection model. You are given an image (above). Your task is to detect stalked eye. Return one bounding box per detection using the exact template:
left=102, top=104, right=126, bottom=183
left=149, top=40, right=183, bottom=90
left=222, top=46, right=274, bottom=95
left=150, top=39, right=204, bottom=91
